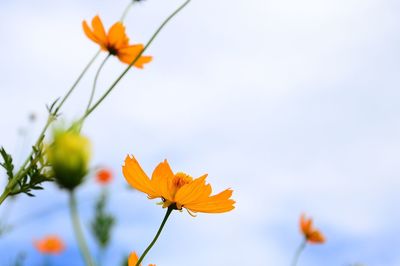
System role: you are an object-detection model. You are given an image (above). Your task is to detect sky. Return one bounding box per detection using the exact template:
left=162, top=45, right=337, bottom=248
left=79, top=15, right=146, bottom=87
left=0, top=0, right=400, bottom=265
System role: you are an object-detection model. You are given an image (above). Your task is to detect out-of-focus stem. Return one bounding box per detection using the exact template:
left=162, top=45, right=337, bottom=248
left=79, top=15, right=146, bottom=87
left=55, top=50, right=101, bottom=114
left=291, top=239, right=307, bottom=266
left=120, top=1, right=135, bottom=22
left=85, top=54, right=111, bottom=112
left=69, top=191, right=96, bottom=266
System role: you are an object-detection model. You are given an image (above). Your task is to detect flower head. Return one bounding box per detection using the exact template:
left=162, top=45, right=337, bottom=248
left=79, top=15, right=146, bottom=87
left=122, top=155, right=235, bottom=214
left=47, top=128, right=91, bottom=190
left=83, top=15, right=152, bottom=68
left=300, top=214, right=325, bottom=244
left=95, top=168, right=113, bottom=185
left=128, top=252, right=155, bottom=266
left=34, top=235, right=65, bottom=255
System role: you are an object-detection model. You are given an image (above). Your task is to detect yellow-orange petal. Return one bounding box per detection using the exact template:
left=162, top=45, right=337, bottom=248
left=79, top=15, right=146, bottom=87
left=131, top=56, right=153, bottom=69
left=108, top=22, right=129, bottom=50
left=175, top=174, right=210, bottom=205
left=308, top=231, right=325, bottom=244
left=122, top=155, right=159, bottom=198
left=91, top=15, right=108, bottom=45
left=151, top=160, right=174, bottom=202
left=128, top=251, right=156, bottom=266
left=300, top=214, right=312, bottom=235
left=82, top=20, right=100, bottom=44
left=128, top=252, right=139, bottom=266
left=82, top=16, right=108, bottom=51
left=299, top=214, right=325, bottom=244
left=186, top=201, right=236, bottom=213
left=119, top=43, right=143, bottom=55
left=184, top=189, right=235, bottom=213
left=117, top=45, right=152, bottom=68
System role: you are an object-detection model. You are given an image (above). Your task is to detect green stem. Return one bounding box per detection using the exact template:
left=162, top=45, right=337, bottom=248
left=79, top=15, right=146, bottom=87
left=0, top=0, right=188, bottom=206
left=55, top=50, right=101, bottom=114
left=0, top=115, right=54, bottom=205
left=69, top=191, right=96, bottom=266
left=0, top=191, right=9, bottom=207
left=85, top=54, right=111, bottom=113
left=81, top=0, right=191, bottom=122
left=136, top=207, right=173, bottom=266
left=120, top=1, right=135, bottom=22
left=291, top=239, right=307, bottom=266
left=0, top=51, right=100, bottom=206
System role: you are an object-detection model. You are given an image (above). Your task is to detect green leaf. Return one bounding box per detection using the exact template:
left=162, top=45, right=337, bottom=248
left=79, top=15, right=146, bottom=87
left=8, top=144, right=54, bottom=197
left=0, top=147, right=14, bottom=180
left=91, top=191, right=115, bottom=249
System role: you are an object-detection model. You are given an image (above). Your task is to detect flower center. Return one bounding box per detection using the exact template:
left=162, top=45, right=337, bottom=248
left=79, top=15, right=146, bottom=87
left=107, top=45, right=118, bottom=55
left=172, top=172, right=193, bottom=190
left=162, top=172, right=193, bottom=209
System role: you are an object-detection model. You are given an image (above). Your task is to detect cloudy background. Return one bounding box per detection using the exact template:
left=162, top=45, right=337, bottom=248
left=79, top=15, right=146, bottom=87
left=0, top=0, right=400, bottom=265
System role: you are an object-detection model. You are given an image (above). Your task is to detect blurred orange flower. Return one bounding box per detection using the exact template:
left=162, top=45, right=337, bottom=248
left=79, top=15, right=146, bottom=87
left=300, top=214, right=325, bottom=244
left=82, top=15, right=152, bottom=68
left=96, top=168, right=113, bottom=185
left=34, top=235, right=65, bottom=254
left=122, top=155, right=235, bottom=215
left=128, top=252, right=155, bottom=266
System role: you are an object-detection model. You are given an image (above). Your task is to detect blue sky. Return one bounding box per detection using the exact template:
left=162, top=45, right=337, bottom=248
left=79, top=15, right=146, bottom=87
left=0, top=0, right=400, bottom=265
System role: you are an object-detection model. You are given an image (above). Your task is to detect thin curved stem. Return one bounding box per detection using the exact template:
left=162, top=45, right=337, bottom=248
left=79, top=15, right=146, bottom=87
left=0, top=51, right=100, bottom=206
left=55, top=50, right=101, bottom=114
left=86, top=54, right=111, bottom=113
left=0, top=0, right=189, bottom=206
left=136, top=207, right=173, bottom=266
left=81, top=0, right=191, bottom=122
left=13, top=50, right=100, bottom=178
left=120, top=1, right=135, bottom=22
left=69, top=191, right=96, bottom=266
left=291, top=239, right=307, bottom=266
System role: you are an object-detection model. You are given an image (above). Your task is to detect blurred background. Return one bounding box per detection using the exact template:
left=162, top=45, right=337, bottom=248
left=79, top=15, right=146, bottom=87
left=0, top=0, right=400, bottom=265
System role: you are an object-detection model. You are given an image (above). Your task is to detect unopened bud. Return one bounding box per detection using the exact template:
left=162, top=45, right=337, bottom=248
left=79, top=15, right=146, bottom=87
left=47, top=129, right=91, bottom=190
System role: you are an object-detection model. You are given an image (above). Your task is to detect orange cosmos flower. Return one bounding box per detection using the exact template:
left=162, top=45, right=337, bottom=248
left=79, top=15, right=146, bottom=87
left=96, top=168, right=113, bottom=185
left=128, top=252, right=155, bottom=266
left=82, top=15, right=152, bottom=68
left=34, top=235, right=65, bottom=254
left=122, top=155, right=235, bottom=214
left=300, top=214, right=325, bottom=244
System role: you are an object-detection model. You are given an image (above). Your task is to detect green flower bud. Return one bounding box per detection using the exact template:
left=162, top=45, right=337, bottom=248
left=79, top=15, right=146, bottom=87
left=47, top=129, right=91, bottom=191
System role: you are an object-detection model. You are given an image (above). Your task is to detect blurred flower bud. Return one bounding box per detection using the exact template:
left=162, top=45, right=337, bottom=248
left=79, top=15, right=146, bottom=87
left=95, top=168, right=113, bottom=185
left=29, top=112, right=36, bottom=122
left=47, top=128, right=91, bottom=191
left=34, top=235, right=65, bottom=255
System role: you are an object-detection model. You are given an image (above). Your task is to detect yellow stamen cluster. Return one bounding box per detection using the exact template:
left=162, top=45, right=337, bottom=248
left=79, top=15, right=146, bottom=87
left=172, top=172, right=192, bottom=189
